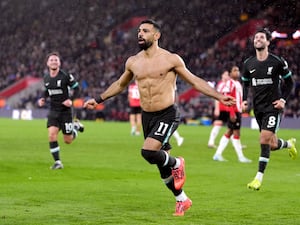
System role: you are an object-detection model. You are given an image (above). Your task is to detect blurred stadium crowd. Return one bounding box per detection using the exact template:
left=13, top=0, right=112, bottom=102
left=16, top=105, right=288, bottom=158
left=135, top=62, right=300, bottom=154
left=0, top=0, right=299, bottom=120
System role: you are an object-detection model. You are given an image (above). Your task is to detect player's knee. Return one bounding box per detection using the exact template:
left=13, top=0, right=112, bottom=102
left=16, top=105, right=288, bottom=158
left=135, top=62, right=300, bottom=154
left=64, top=136, right=73, bottom=144
left=270, top=144, right=278, bottom=151
left=141, top=149, right=165, bottom=165
left=214, top=120, right=222, bottom=126
left=48, top=133, right=57, bottom=142
left=270, top=140, right=278, bottom=150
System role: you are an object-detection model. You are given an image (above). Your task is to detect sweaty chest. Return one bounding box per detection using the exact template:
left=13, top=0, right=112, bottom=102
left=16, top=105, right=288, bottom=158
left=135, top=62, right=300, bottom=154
left=133, top=59, right=174, bottom=79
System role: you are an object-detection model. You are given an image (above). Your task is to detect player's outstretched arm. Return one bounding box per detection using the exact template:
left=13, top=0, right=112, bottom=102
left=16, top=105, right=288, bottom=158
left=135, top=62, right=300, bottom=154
left=84, top=57, right=134, bottom=110
left=173, top=54, right=235, bottom=106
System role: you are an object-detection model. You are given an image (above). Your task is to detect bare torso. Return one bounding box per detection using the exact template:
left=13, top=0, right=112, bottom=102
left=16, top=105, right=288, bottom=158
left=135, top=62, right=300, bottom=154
left=129, top=48, right=176, bottom=112
left=95, top=46, right=230, bottom=113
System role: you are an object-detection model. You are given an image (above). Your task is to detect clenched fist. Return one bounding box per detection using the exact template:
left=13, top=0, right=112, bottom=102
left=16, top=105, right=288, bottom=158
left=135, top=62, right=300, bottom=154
left=83, top=98, right=98, bottom=110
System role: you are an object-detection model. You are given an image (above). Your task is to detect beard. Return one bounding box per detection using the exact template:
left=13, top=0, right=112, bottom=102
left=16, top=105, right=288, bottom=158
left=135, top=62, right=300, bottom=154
left=254, top=43, right=266, bottom=51
left=138, top=39, right=153, bottom=50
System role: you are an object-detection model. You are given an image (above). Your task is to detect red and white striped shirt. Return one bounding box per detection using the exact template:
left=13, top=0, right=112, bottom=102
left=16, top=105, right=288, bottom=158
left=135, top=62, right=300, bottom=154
left=225, top=78, right=243, bottom=114
left=216, top=80, right=230, bottom=111
left=128, top=82, right=140, bottom=107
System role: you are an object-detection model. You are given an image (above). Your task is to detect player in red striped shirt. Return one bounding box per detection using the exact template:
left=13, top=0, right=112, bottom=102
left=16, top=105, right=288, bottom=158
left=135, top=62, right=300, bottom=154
left=128, top=81, right=142, bottom=135
left=208, top=70, right=230, bottom=148
left=213, top=66, right=252, bottom=163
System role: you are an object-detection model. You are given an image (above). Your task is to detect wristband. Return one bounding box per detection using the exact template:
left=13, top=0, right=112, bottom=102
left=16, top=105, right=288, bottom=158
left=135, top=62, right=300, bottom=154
left=279, top=98, right=286, bottom=104
left=95, top=96, right=104, bottom=104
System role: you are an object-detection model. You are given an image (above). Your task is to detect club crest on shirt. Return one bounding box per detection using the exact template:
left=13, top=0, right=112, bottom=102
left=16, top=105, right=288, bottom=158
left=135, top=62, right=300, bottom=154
left=57, top=80, right=61, bottom=87
left=267, top=67, right=273, bottom=75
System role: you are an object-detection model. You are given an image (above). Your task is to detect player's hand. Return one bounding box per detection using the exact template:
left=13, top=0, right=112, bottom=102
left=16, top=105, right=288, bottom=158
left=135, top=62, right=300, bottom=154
left=242, top=101, right=248, bottom=112
left=220, top=96, right=235, bottom=106
left=83, top=98, right=98, bottom=110
left=62, top=99, right=72, bottom=107
left=38, top=98, right=45, bottom=107
left=272, top=99, right=285, bottom=109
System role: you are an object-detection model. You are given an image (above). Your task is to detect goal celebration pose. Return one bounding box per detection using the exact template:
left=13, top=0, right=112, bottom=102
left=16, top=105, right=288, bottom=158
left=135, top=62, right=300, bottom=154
left=84, top=19, right=235, bottom=216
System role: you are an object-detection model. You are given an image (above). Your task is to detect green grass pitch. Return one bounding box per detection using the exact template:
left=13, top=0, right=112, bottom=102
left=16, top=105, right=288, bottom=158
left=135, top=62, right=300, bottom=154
left=0, top=118, right=299, bottom=225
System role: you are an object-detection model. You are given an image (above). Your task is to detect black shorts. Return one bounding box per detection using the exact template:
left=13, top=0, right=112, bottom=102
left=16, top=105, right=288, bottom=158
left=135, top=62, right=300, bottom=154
left=254, top=111, right=282, bottom=133
left=227, top=112, right=241, bottom=130
left=129, top=106, right=142, bottom=114
left=214, top=111, right=230, bottom=123
left=47, top=110, right=73, bottom=135
left=142, top=104, right=180, bottom=150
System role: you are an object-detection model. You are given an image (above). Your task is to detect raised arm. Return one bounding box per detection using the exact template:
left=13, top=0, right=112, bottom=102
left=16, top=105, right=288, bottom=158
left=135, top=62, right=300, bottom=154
left=173, top=54, right=235, bottom=106
left=84, top=57, right=134, bottom=109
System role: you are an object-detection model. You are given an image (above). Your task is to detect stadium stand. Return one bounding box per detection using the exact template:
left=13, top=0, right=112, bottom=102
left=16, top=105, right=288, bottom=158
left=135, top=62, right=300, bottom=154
left=0, top=0, right=299, bottom=119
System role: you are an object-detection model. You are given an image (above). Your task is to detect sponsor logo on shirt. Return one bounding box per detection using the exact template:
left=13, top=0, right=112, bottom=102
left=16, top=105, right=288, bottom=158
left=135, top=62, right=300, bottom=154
left=252, top=78, right=273, bottom=86
left=48, top=89, right=63, bottom=96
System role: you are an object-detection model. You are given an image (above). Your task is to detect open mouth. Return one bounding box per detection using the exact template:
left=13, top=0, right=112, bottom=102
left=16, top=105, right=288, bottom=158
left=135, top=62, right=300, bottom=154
left=138, top=38, right=145, bottom=44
